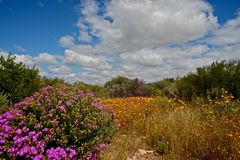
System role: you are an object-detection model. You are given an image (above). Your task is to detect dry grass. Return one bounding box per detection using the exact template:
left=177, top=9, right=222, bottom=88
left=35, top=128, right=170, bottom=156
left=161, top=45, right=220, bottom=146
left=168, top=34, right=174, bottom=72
left=101, top=96, right=240, bottom=160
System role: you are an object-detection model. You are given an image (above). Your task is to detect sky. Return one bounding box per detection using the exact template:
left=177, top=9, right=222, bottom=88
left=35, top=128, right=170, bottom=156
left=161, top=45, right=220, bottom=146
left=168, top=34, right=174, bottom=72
left=0, top=0, right=240, bottom=84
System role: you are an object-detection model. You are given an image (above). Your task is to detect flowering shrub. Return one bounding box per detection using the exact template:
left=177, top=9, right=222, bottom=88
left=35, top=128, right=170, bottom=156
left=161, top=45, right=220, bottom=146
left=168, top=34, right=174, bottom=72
left=0, top=84, right=115, bottom=159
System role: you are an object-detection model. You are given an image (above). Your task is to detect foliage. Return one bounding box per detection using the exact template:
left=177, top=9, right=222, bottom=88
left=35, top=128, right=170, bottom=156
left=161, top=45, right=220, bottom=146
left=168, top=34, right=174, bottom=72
left=0, top=84, right=115, bottom=159
left=104, top=76, right=154, bottom=98
left=176, top=60, right=240, bottom=100
left=0, top=92, right=10, bottom=114
left=104, top=76, right=133, bottom=98
left=148, top=78, right=178, bottom=97
left=40, top=76, right=66, bottom=87
left=74, top=81, right=107, bottom=98
left=0, top=54, right=41, bottom=104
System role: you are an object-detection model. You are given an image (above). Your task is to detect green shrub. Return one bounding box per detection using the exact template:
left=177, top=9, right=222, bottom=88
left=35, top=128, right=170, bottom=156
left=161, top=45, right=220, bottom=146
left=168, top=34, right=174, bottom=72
left=176, top=60, right=240, bottom=100
left=0, top=92, right=10, bottom=114
left=105, top=76, right=133, bottom=98
left=104, top=76, right=154, bottom=97
left=0, top=84, right=115, bottom=159
left=0, top=54, right=41, bottom=104
left=40, top=76, right=66, bottom=87
left=149, top=78, right=178, bottom=97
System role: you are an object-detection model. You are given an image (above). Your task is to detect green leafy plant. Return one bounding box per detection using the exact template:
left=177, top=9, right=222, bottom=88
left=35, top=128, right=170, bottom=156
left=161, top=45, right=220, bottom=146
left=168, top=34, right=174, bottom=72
left=157, top=139, right=167, bottom=155
left=0, top=92, right=10, bottom=113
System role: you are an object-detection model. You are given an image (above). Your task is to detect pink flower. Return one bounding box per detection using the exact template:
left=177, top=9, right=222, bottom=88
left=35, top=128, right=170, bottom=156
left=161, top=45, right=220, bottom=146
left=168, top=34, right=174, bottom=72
left=43, top=128, right=49, bottom=132
left=59, top=105, right=65, bottom=112
left=100, top=143, right=107, bottom=148
left=15, top=129, right=22, bottom=135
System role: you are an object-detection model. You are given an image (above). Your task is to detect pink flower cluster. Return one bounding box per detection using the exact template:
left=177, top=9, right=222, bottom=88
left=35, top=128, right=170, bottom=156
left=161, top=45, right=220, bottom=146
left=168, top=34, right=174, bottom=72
left=0, top=109, right=76, bottom=159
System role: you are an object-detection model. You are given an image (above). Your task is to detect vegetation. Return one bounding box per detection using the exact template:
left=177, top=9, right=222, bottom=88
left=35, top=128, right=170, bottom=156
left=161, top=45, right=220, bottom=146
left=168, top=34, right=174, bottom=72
left=148, top=78, right=177, bottom=97
left=101, top=95, right=240, bottom=159
left=0, top=84, right=114, bottom=159
left=1, top=53, right=240, bottom=159
left=0, top=54, right=41, bottom=104
left=176, top=60, right=240, bottom=100
left=0, top=92, right=10, bottom=114
left=74, top=81, right=107, bottom=98
left=40, top=76, right=66, bottom=88
left=104, top=76, right=154, bottom=98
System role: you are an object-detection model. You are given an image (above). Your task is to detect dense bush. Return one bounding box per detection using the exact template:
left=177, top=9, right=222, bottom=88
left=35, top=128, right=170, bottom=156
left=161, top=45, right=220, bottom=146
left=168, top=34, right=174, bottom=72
left=105, top=76, right=154, bottom=98
left=176, top=60, right=240, bottom=100
left=0, top=84, right=114, bottom=159
left=148, top=78, right=178, bottom=97
left=0, top=54, right=41, bottom=104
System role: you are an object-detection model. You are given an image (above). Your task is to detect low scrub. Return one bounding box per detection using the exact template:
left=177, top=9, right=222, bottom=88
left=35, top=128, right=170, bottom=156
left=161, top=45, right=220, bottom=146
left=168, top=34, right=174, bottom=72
left=0, top=84, right=115, bottom=159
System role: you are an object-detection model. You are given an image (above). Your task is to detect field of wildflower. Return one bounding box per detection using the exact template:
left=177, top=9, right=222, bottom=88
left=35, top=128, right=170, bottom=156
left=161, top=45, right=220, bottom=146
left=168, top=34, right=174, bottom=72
left=1, top=82, right=240, bottom=160
left=102, top=94, right=240, bottom=160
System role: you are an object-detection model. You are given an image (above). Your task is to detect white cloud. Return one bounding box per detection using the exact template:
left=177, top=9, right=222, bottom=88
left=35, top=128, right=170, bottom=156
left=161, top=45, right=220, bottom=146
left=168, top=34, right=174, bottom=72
left=1, top=49, right=35, bottom=67
left=207, top=12, right=240, bottom=46
left=14, top=54, right=35, bottom=67
left=34, top=52, right=59, bottom=65
left=63, top=49, right=111, bottom=70
left=48, top=65, right=71, bottom=74
left=119, top=45, right=212, bottom=81
left=59, top=35, right=75, bottom=48
left=54, top=0, right=222, bottom=83
left=120, top=49, right=163, bottom=67
left=76, top=0, right=217, bottom=52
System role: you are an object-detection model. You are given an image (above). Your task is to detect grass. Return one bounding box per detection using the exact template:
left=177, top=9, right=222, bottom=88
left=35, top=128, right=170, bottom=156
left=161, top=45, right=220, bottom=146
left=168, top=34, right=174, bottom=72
left=101, top=95, right=240, bottom=160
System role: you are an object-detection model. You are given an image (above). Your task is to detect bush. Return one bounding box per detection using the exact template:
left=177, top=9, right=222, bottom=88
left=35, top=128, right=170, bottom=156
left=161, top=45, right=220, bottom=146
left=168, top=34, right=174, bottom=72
left=176, top=60, right=240, bottom=100
left=40, top=77, right=66, bottom=87
left=105, top=76, right=134, bottom=98
left=0, top=92, right=10, bottom=114
left=149, top=78, right=178, bottom=97
left=0, top=54, right=41, bottom=104
left=105, top=76, right=154, bottom=98
left=0, top=84, right=115, bottom=159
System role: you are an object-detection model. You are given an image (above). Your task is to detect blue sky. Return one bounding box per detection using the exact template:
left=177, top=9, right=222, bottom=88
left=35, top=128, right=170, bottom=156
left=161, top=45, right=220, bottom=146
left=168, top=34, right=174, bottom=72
left=0, top=0, right=79, bottom=55
left=208, top=0, right=240, bottom=24
left=0, top=0, right=240, bottom=83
